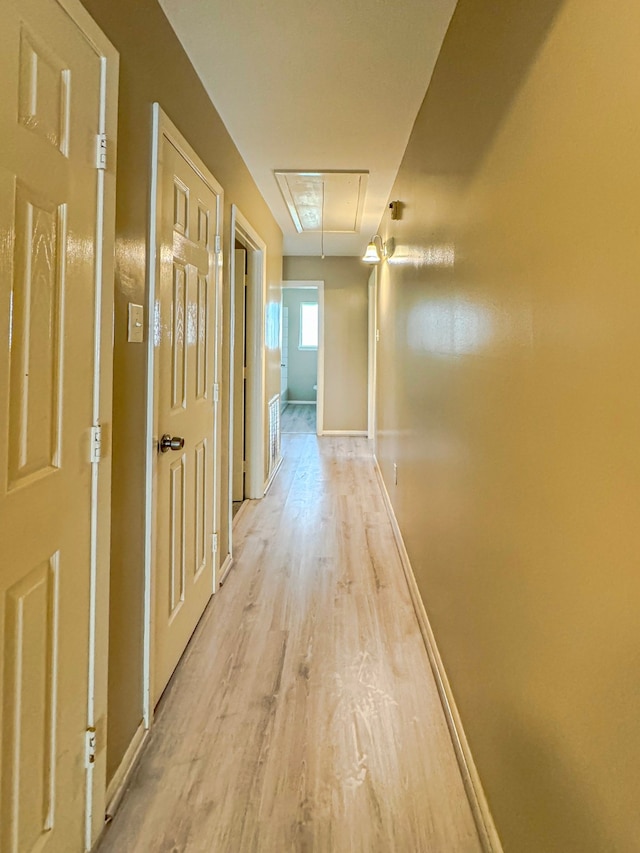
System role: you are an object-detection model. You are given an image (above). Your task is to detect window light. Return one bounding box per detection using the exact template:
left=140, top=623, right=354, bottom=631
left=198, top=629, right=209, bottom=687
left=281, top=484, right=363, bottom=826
left=299, top=302, right=318, bottom=349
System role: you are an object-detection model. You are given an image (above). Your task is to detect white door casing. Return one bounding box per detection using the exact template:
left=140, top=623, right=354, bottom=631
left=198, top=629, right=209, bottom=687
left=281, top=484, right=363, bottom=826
left=367, top=267, right=378, bottom=442
left=232, top=249, right=246, bottom=503
left=146, top=106, right=223, bottom=710
left=228, top=206, right=266, bottom=538
left=0, top=0, right=117, bottom=850
left=281, top=306, right=289, bottom=403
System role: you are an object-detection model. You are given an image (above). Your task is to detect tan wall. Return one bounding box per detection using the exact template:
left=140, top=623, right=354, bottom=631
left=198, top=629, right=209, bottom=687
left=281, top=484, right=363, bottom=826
left=283, top=257, right=368, bottom=432
left=376, top=1, right=640, bottom=850
left=79, top=0, right=283, bottom=782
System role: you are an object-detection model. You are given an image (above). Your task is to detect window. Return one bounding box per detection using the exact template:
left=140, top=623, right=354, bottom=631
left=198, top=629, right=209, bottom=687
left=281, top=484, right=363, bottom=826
left=299, top=302, right=318, bottom=349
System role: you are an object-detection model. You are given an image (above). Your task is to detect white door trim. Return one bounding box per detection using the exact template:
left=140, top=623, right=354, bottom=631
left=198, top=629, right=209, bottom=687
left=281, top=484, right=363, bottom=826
left=228, top=207, right=266, bottom=520
left=281, top=281, right=325, bottom=436
left=143, top=104, right=224, bottom=727
left=367, top=267, right=378, bottom=443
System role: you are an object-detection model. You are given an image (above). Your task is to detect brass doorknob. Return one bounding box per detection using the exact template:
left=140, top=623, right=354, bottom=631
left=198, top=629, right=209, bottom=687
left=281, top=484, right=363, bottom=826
left=159, top=434, right=185, bottom=453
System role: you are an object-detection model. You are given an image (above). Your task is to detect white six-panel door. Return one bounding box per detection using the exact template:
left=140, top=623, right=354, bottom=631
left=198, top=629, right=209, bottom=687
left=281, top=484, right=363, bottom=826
left=152, top=117, right=222, bottom=706
left=0, top=0, right=116, bottom=850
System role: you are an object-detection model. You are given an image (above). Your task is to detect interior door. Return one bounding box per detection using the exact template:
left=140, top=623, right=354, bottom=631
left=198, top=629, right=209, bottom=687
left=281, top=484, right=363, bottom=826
left=232, top=248, right=246, bottom=503
left=0, top=0, right=106, bottom=850
left=154, top=132, right=220, bottom=705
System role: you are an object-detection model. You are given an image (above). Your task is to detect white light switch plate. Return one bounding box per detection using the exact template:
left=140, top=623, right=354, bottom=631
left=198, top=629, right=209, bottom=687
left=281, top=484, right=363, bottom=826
left=128, top=303, right=144, bottom=343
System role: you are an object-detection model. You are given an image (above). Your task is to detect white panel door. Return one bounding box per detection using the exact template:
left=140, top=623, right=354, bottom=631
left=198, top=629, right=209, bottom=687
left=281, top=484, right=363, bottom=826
left=154, top=133, right=220, bottom=705
left=0, top=0, right=106, bottom=850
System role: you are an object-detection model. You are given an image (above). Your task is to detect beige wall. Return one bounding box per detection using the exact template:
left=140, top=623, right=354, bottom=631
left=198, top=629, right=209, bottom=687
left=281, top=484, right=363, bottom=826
left=80, top=0, right=283, bottom=781
left=376, top=1, right=640, bottom=850
left=284, top=257, right=368, bottom=432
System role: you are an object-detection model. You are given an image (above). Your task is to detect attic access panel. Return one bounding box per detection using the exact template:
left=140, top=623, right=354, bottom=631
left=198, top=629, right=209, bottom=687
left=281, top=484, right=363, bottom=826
left=275, top=170, right=368, bottom=233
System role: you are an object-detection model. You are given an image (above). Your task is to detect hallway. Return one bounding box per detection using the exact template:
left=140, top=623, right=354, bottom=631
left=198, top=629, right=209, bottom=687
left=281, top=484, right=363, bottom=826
left=97, top=435, right=481, bottom=852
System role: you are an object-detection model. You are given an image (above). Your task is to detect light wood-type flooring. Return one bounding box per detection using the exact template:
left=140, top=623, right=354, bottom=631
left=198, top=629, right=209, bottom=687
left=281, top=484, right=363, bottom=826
left=281, top=402, right=317, bottom=433
left=97, top=435, right=482, bottom=853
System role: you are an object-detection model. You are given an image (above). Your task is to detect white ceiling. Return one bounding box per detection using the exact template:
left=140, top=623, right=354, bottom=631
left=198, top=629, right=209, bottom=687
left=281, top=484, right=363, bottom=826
left=158, top=0, right=457, bottom=257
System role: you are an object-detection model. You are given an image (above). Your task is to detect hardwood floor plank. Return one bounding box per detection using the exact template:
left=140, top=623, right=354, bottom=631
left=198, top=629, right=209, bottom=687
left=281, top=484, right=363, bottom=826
left=98, top=435, right=481, bottom=853
left=281, top=402, right=317, bottom=433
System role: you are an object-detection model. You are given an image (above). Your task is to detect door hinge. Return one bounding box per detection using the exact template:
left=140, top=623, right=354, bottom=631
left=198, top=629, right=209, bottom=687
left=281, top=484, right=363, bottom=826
left=95, top=133, right=107, bottom=170
left=213, top=383, right=219, bottom=403
left=90, top=425, right=102, bottom=463
left=211, top=532, right=218, bottom=554
left=242, top=460, right=247, bottom=473
left=214, top=235, right=221, bottom=255
left=85, top=727, right=97, bottom=768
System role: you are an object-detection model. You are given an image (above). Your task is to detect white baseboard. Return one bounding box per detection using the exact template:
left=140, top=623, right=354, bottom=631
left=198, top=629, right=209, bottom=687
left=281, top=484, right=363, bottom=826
left=263, top=455, right=283, bottom=495
left=285, top=400, right=316, bottom=405
left=218, top=552, right=233, bottom=587
left=374, top=457, right=503, bottom=853
left=105, top=721, right=148, bottom=819
left=320, top=430, right=367, bottom=437
left=232, top=499, right=251, bottom=529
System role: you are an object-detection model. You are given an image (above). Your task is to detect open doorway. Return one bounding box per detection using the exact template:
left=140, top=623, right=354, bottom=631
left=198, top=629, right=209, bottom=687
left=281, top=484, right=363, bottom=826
left=227, top=207, right=267, bottom=570
left=281, top=282, right=325, bottom=435
left=232, top=243, right=248, bottom=517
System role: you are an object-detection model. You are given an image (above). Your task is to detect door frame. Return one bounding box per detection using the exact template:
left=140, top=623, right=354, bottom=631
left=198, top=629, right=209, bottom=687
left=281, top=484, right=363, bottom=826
left=281, top=281, right=325, bottom=435
left=36, top=1, right=119, bottom=848
left=143, top=104, right=224, bottom=726
left=227, top=206, right=267, bottom=556
left=367, top=266, right=378, bottom=443
left=230, top=246, right=247, bottom=510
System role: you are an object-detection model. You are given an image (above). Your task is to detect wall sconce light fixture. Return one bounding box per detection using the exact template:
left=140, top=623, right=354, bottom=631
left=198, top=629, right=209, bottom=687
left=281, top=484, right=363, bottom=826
left=362, top=234, right=395, bottom=264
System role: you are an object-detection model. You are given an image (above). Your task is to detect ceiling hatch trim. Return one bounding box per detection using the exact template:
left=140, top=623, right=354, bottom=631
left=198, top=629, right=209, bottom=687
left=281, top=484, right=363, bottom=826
left=275, top=170, right=368, bottom=234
